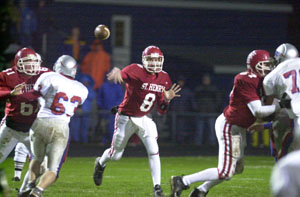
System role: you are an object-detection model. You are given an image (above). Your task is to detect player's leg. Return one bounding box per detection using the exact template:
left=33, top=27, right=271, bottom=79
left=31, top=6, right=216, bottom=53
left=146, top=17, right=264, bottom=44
left=94, top=114, right=134, bottom=186
left=19, top=119, right=48, bottom=196
left=138, top=116, right=160, bottom=185
left=30, top=119, right=69, bottom=196
left=13, top=143, right=29, bottom=181
left=170, top=114, right=226, bottom=196
left=99, top=115, right=134, bottom=164
left=136, top=116, right=163, bottom=196
left=0, top=125, right=19, bottom=163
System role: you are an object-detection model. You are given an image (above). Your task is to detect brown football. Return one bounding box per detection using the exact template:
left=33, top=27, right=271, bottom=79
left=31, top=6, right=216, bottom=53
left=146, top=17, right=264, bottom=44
left=94, top=24, right=110, bottom=40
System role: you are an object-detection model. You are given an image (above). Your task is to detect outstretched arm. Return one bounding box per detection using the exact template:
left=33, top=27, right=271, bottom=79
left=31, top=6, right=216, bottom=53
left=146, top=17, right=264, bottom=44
left=163, top=83, right=181, bottom=102
left=107, top=67, right=123, bottom=84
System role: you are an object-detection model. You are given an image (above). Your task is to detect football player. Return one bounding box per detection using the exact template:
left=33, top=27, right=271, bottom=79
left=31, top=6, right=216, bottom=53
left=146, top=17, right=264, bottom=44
left=248, top=43, right=299, bottom=162
left=170, top=50, right=289, bottom=197
left=0, top=47, right=49, bottom=164
left=261, top=45, right=300, bottom=196
left=17, top=55, right=88, bottom=197
left=93, top=45, right=181, bottom=197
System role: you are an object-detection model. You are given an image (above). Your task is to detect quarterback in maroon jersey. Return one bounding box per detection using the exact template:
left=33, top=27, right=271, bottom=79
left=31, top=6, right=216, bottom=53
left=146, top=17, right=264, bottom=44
left=0, top=47, right=50, bottom=164
left=170, top=50, right=286, bottom=197
left=93, top=45, right=181, bottom=197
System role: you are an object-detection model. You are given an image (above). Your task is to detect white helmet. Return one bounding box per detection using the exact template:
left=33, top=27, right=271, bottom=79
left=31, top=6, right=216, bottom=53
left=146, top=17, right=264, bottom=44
left=274, top=43, right=299, bottom=65
left=53, top=55, right=77, bottom=78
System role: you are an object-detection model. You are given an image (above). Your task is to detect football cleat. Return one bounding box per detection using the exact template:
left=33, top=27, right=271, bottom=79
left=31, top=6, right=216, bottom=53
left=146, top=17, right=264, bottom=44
left=189, top=188, right=208, bottom=197
left=93, top=157, right=106, bottom=186
left=153, top=184, right=163, bottom=197
left=12, top=177, right=21, bottom=182
left=18, top=182, right=35, bottom=197
left=29, top=187, right=43, bottom=197
left=170, top=176, right=189, bottom=197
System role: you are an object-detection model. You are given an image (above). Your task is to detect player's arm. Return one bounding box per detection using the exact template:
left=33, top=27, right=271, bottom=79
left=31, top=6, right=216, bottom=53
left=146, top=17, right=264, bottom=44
left=107, top=67, right=123, bottom=84
left=0, top=86, right=13, bottom=99
left=247, top=100, right=280, bottom=119
left=247, top=121, right=272, bottom=133
left=0, top=73, right=16, bottom=99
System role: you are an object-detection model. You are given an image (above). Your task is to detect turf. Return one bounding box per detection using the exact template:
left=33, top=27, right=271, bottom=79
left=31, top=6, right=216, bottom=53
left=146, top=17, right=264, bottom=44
left=2, top=156, right=274, bottom=196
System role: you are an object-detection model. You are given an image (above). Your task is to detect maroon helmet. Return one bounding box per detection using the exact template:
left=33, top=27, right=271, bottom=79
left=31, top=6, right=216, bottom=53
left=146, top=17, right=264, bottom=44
left=142, top=46, right=164, bottom=73
left=14, top=48, right=41, bottom=75
left=246, top=50, right=273, bottom=77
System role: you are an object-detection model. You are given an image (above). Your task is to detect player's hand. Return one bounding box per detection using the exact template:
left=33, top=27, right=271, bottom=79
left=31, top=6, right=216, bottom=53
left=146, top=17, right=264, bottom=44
left=10, top=82, right=25, bottom=96
left=279, top=98, right=291, bottom=109
left=107, top=67, right=123, bottom=84
left=163, top=83, right=181, bottom=102
left=247, top=123, right=264, bottom=134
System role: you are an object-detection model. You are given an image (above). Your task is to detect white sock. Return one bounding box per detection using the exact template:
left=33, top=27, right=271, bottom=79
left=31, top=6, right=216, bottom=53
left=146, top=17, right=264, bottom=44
left=14, top=170, right=22, bottom=178
left=198, top=180, right=223, bottom=193
left=99, top=149, right=111, bottom=166
left=183, top=168, right=219, bottom=185
left=149, top=154, right=161, bottom=186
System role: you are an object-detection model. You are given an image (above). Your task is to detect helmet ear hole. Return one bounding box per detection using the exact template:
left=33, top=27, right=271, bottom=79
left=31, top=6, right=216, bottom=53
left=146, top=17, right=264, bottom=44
left=274, top=43, right=299, bottom=65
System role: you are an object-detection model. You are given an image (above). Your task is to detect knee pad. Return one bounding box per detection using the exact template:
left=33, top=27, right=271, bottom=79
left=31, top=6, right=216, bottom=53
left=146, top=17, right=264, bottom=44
left=109, top=149, right=124, bottom=161
left=232, top=135, right=241, bottom=159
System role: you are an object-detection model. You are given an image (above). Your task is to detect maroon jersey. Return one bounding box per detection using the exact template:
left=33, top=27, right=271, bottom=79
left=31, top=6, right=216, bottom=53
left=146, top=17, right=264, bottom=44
left=0, top=66, right=50, bottom=131
left=223, top=71, right=263, bottom=128
left=119, top=64, right=172, bottom=117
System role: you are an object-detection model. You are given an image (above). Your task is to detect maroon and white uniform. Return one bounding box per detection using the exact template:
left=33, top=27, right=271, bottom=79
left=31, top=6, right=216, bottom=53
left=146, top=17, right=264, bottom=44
left=119, top=64, right=171, bottom=117
left=0, top=66, right=49, bottom=163
left=224, top=71, right=263, bottom=128
left=176, top=50, right=280, bottom=196
left=99, top=63, right=172, bottom=187
left=220, top=71, right=263, bottom=178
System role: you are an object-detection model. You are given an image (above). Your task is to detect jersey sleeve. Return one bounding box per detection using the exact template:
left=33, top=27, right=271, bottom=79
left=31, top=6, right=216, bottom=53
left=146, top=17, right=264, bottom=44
left=0, top=72, right=6, bottom=86
left=236, top=77, right=260, bottom=104
left=263, top=70, right=279, bottom=96
left=0, top=72, right=13, bottom=99
left=121, top=65, right=134, bottom=82
left=34, top=73, right=52, bottom=96
left=0, top=86, right=11, bottom=99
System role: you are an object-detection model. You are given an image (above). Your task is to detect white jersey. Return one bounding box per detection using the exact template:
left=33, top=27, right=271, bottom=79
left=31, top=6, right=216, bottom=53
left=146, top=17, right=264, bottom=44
left=33, top=72, right=88, bottom=122
left=263, top=58, right=300, bottom=117
left=270, top=149, right=300, bottom=197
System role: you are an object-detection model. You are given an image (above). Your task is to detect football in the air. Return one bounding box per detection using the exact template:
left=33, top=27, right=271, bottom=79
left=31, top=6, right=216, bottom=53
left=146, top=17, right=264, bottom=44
left=94, top=24, right=110, bottom=40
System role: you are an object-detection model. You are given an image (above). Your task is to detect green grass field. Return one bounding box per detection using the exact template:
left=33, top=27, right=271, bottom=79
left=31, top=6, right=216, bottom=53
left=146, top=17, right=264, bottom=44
left=2, top=156, right=274, bottom=196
